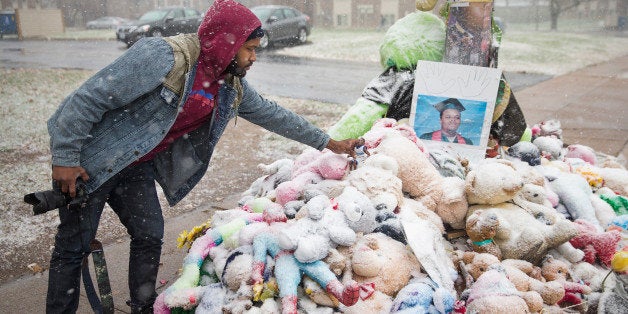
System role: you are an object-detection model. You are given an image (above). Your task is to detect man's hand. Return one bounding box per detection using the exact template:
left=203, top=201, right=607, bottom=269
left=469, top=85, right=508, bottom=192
left=325, top=138, right=362, bottom=159
left=52, top=166, right=90, bottom=198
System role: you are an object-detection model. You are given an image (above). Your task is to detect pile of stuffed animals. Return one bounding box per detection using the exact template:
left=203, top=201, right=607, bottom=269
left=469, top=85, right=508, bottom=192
left=155, top=116, right=628, bottom=314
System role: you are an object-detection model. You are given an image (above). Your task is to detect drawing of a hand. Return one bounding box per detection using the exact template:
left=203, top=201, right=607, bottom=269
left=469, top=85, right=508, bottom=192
left=458, top=69, right=490, bottom=97
left=418, top=62, right=455, bottom=94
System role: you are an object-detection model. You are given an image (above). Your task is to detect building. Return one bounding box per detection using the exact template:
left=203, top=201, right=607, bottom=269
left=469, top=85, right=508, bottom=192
left=0, top=0, right=417, bottom=28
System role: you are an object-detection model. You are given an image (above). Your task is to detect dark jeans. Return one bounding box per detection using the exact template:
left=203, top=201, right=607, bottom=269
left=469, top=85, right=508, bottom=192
left=46, top=162, right=164, bottom=314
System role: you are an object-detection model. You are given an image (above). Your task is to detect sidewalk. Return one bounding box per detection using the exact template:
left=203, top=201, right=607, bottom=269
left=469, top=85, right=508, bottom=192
left=514, top=53, right=628, bottom=161
left=0, top=55, right=626, bottom=313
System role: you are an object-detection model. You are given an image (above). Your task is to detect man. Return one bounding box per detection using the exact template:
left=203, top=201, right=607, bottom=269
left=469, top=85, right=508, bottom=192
left=45, top=1, right=361, bottom=313
left=419, top=98, right=473, bottom=145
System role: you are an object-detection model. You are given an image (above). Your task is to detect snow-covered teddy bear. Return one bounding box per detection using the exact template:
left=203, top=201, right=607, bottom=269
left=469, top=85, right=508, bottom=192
left=597, top=166, right=628, bottom=197
left=456, top=251, right=564, bottom=309
left=462, top=264, right=541, bottom=313
left=278, top=194, right=356, bottom=263
left=337, top=232, right=422, bottom=297
left=465, top=159, right=579, bottom=264
left=371, top=131, right=469, bottom=229
left=345, top=153, right=404, bottom=212
left=540, top=255, right=592, bottom=309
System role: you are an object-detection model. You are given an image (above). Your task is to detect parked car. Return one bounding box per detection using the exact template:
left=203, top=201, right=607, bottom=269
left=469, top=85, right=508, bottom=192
left=116, top=7, right=202, bottom=47
left=250, top=5, right=311, bottom=49
left=86, top=16, right=129, bottom=29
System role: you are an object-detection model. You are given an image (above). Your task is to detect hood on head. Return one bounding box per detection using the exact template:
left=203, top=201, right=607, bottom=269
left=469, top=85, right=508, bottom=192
left=197, top=0, right=261, bottom=82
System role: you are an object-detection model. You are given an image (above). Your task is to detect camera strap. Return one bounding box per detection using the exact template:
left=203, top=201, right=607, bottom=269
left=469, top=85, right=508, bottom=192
left=81, top=239, right=114, bottom=314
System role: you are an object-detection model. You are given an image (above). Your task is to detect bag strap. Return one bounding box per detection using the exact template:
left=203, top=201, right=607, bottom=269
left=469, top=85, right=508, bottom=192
left=81, top=239, right=114, bottom=314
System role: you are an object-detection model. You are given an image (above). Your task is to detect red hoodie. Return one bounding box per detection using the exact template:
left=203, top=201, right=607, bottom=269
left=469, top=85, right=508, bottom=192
left=138, top=0, right=262, bottom=162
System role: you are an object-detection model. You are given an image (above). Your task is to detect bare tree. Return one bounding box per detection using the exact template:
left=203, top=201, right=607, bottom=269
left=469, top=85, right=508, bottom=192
left=549, top=0, right=582, bottom=30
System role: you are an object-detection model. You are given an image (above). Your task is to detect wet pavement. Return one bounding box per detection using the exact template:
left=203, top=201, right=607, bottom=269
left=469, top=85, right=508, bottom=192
left=0, top=39, right=551, bottom=105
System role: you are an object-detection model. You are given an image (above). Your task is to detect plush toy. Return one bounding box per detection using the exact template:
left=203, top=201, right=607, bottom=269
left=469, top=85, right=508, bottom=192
left=335, top=186, right=380, bottom=234
left=251, top=232, right=361, bottom=313
left=597, top=166, right=628, bottom=197
left=531, top=119, right=563, bottom=140
left=389, top=276, right=455, bottom=314
left=275, top=149, right=352, bottom=205
left=465, top=210, right=502, bottom=260
left=532, top=136, right=563, bottom=160
left=569, top=219, right=621, bottom=267
left=340, top=290, right=393, bottom=314
left=506, top=141, right=541, bottom=166
left=465, top=159, right=524, bottom=206
left=512, top=183, right=561, bottom=225
left=540, top=255, right=592, bottom=309
left=565, top=144, right=597, bottom=166
left=599, top=193, right=628, bottom=216
left=540, top=166, right=605, bottom=231
left=372, top=130, right=468, bottom=229
left=337, top=232, right=422, bottom=297
left=465, top=160, right=579, bottom=264
left=240, top=159, right=294, bottom=203
left=345, top=153, right=404, bottom=212
left=571, top=261, right=610, bottom=292
left=436, top=176, right=469, bottom=230
left=372, top=131, right=444, bottom=212
left=362, top=118, right=425, bottom=152
left=428, top=148, right=467, bottom=179
left=154, top=211, right=265, bottom=313
left=456, top=251, right=564, bottom=307
left=278, top=194, right=356, bottom=263
left=463, top=264, right=540, bottom=313
left=274, top=171, right=323, bottom=205
left=372, top=203, right=406, bottom=244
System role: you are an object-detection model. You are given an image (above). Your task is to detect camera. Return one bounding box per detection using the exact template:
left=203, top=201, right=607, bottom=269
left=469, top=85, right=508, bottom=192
left=24, top=180, right=88, bottom=215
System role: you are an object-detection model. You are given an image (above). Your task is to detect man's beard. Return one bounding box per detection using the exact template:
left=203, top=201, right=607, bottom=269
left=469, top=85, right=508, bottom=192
left=225, top=59, right=250, bottom=77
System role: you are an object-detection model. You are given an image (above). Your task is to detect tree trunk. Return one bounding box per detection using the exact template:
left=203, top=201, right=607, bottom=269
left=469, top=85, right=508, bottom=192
left=550, top=0, right=561, bottom=30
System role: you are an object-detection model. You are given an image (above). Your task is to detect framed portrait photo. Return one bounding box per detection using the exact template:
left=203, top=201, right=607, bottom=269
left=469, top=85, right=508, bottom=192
left=410, top=61, right=502, bottom=163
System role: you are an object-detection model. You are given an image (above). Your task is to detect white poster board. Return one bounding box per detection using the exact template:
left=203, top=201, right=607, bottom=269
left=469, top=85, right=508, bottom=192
left=410, top=61, right=502, bottom=163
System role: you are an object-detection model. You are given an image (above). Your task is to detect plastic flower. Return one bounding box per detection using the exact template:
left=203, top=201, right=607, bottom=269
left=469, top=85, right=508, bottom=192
left=176, top=219, right=212, bottom=250
left=611, top=250, right=628, bottom=273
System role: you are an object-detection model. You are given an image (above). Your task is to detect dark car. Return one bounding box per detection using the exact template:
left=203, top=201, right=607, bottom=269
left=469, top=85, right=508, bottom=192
left=250, top=5, right=311, bottom=49
left=86, top=16, right=129, bottom=29
left=116, top=7, right=202, bottom=47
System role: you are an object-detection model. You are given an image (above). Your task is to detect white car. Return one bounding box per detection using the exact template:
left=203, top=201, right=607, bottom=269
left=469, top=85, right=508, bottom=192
left=86, top=16, right=129, bottom=29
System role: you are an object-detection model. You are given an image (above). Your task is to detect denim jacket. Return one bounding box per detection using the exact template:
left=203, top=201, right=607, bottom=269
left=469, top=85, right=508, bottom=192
left=48, top=34, right=330, bottom=205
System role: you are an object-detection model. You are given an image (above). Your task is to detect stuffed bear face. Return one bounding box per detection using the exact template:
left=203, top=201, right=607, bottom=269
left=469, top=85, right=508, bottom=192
left=466, top=160, right=524, bottom=205
left=520, top=183, right=548, bottom=205
left=540, top=256, right=570, bottom=282
left=466, top=210, right=498, bottom=241
left=464, top=252, right=500, bottom=280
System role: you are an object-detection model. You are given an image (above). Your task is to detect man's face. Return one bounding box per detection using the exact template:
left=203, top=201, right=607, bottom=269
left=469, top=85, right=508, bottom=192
left=231, top=38, right=260, bottom=77
left=440, top=108, right=461, bottom=135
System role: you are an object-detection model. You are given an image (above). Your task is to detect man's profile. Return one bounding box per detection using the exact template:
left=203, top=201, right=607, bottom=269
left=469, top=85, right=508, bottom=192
left=419, top=98, right=473, bottom=145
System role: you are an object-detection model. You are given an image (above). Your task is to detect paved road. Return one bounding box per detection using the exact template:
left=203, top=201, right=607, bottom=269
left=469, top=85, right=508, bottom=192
left=0, top=39, right=551, bottom=105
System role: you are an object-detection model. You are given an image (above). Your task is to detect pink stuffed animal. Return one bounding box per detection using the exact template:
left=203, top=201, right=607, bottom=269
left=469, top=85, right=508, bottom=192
left=565, top=144, right=597, bottom=166
left=569, top=219, right=621, bottom=266
left=275, top=149, right=351, bottom=205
